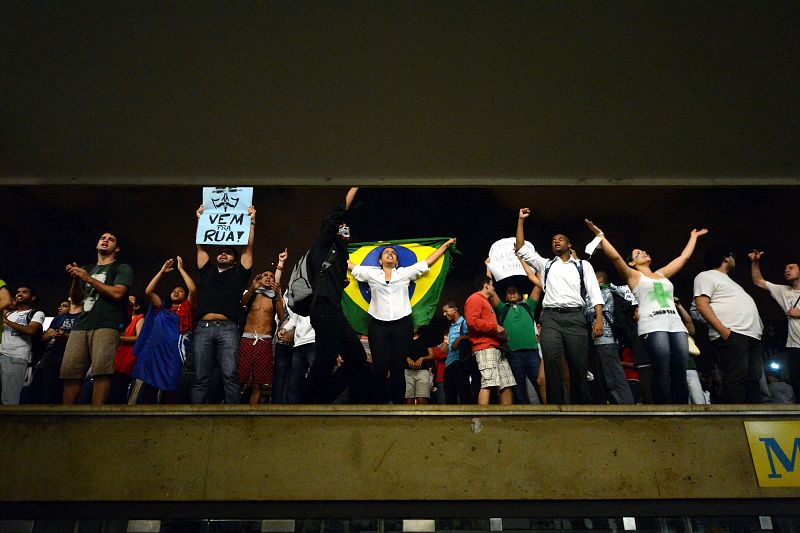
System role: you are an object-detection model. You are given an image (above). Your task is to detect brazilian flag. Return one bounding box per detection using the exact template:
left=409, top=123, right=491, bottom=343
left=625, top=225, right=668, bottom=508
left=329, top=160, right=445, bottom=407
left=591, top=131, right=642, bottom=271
left=342, top=237, right=457, bottom=335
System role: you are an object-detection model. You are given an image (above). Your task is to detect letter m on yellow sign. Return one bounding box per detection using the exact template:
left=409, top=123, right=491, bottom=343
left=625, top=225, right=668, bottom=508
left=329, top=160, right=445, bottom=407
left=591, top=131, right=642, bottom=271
left=745, top=421, right=800, bottom=487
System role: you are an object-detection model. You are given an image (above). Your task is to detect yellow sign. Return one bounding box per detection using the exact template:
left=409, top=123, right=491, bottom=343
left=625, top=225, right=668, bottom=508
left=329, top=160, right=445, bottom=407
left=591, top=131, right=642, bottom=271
left=745, top=421, right=800, bottom=487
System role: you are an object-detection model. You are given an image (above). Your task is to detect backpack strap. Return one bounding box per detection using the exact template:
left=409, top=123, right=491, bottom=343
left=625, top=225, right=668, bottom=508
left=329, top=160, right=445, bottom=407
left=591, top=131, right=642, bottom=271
left=543, top=257, right=586, bottom=300
left=498, top=302, right=534, bottom=326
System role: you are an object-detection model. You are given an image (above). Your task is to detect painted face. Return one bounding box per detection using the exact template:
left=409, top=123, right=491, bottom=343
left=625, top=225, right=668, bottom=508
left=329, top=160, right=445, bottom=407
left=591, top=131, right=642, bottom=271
left=96, top=233, right=119, bottom=255
left=170, top=286, right=187, bottom=303
left=505, top=287, right=521, bottom=304
left=337, top=224, right=350, bottom=240
left=784, top=263, right=800, bottom=281
left=628, top=249, right=651, bottom=268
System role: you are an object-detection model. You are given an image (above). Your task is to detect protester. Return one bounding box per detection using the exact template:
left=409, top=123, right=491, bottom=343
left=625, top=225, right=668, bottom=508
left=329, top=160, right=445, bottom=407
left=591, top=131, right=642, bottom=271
left=134, top=256, right=197, bottom=404
left=61, top=232, right=133, bottom=406
left=192, top=205, right=255, bottom=405
left=240, top=267, right=284, bottom=405
left=516, top=208, right=604, bottom=404
left=304, top=187, right=367, bottom=403
left=465, top=276, right=515, bottom=405
left=694, top=246, right=763, bottom=403
left=348, top=238, right=455, bottom=404
left=749, top=251, right=800, bottom=399
left=584, top=219, right=707, bottom=404
left=442, top=302, right=473, bottom=404
left=107, top=296, right=145, bottom=403
left=39, top=298, right=82, bottom=404
left=1, top=286, right=45, bottom=404
left=492, top=258, right=543, bottom=404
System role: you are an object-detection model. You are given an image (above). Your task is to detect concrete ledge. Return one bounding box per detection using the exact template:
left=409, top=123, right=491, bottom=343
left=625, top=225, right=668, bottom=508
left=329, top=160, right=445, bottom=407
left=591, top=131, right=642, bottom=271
left=1, top=405, right=799, bottom=516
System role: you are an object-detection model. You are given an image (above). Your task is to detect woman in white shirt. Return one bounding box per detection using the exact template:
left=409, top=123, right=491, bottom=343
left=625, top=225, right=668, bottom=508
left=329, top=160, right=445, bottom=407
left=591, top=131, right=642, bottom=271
left=584, top=219, right=707, bottom=404
left=348, top=238, right=456, bottom=404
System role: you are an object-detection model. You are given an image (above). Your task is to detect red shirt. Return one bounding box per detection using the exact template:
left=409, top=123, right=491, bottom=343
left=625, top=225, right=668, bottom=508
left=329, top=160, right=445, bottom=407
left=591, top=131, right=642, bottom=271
left=432, top=345, right=446, bottom=383
left=170, top=300, right=194, bottom=334
left=464, top=291, right=501, bottom=352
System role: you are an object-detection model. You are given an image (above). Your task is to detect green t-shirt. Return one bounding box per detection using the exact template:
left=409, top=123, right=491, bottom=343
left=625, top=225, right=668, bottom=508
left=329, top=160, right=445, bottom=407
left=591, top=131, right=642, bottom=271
left=495, top=298, right=539, bottom=351
left=73, top=262, right=134, bottom=331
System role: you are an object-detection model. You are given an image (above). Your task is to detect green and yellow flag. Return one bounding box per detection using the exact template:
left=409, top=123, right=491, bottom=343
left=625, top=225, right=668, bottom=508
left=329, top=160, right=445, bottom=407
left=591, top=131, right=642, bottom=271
left=342, top=238, right=456, bottom=335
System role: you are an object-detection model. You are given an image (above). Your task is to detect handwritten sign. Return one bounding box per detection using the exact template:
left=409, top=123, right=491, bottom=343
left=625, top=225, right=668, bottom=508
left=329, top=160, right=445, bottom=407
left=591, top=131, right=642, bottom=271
left=195, top=187, right=254, bottom=245
left=487, top=237, right=534, bottom=281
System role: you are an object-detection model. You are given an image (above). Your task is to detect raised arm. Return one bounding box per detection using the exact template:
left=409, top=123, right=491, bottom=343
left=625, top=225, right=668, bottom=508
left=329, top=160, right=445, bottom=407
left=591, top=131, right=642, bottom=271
left=425, top=238, right=456, bottom=267
left=519, top=256, right=543, bottom=302
left=344, top=187, right=359, bottom=210
left=658, top=228, right=709, bottom=278
left=176, top=255, right=198, bottom=307
left=515, top=208, right=530, bottom=252
left=584, top=219, right=637, bottom=286
left=239, top=206, right=256, bottom=270
left=196, top=204, right=210, bottom=269
left=145, top=259, right=173, bottom=309
left=274, top=249, right=288, bottom=285
left=748, top=250, right=768, bottom=290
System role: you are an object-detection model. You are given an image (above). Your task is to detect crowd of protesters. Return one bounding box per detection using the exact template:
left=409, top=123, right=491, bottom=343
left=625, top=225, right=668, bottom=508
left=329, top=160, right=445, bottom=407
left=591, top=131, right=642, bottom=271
left=0, top=189, right=798, bottom=407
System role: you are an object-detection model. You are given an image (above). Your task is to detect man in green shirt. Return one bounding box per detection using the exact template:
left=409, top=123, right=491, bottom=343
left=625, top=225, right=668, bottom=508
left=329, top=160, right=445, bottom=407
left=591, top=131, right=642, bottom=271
left=492, top=264, right=543, bottom=404
left=61, top=232, right=133, bottom=406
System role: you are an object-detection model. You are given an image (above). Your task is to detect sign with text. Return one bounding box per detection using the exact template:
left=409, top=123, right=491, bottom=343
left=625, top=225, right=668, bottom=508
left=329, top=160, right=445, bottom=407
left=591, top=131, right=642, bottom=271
left=487, top=237, right=534, bottom=281
left=195, top=187, right=253, bottom=245
left=744, top=420, right=800, bottom=487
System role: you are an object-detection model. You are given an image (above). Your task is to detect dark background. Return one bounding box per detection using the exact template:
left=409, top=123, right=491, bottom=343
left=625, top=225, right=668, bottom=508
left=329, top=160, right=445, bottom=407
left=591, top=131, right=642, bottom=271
left=1, top=2, right=798, bottom=343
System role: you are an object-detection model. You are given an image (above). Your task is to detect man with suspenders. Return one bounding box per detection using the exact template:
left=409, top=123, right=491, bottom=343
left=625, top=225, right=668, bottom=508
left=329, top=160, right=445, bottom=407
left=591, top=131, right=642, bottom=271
left=515, top=208, right=605, bottom=405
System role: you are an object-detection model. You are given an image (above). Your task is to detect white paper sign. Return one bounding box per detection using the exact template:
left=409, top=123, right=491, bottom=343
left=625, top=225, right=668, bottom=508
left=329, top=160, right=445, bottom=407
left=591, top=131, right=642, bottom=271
left=487, top=237, right=534, bottom=281
left=195, top=186, right=254, bottom=245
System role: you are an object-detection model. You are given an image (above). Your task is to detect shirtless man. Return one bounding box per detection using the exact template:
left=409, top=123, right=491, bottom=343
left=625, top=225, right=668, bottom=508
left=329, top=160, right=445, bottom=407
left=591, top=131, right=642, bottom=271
left=240, top=263, right=285, bottom=406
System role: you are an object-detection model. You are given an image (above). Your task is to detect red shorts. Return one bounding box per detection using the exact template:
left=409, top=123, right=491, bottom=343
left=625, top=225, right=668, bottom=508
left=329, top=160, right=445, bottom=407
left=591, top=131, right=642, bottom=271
left=238, top=336, right=274, bottom=386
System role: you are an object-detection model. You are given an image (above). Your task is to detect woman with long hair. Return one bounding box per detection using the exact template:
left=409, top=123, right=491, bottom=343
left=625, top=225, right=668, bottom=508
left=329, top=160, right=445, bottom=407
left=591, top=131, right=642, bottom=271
left=584, top=219, right=707, bottom=403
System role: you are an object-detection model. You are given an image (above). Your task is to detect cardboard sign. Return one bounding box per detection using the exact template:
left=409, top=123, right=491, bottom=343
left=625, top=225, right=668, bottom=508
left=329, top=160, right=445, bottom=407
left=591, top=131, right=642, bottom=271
left=195, top=187, right=254, bottom=245
left=487, top=237, right=534, bottom=281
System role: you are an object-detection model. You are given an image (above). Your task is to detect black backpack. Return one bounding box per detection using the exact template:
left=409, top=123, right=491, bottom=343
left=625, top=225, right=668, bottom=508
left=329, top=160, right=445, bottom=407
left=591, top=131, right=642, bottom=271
left=24, top=309, right=45, bottom=366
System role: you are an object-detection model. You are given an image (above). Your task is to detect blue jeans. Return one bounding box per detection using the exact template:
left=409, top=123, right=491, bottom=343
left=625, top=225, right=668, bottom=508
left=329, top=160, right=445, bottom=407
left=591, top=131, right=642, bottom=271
left=288, top=343, right=315, bottom=403
left=641, top=331, right=689, bottom=404
left=192, top=320, right=241, bottom=405
left=508, top=349, right=541, bottom=404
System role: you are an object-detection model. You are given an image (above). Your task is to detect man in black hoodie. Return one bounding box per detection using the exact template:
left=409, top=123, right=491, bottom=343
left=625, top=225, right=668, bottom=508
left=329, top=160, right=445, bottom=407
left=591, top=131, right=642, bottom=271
left=304, top=187, right=367, bottom=403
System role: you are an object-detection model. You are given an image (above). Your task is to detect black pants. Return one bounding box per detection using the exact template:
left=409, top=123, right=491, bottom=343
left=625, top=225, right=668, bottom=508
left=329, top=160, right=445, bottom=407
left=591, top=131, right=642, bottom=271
left=539, top=309, right=592, bottom=404
left=713, top=332, right=763, bottom=404
left=787, top=348, right=800, bottom=401
left=305, top=299, right=367, bottom=404
left=444, top=360, right=473, bottom=404
left=368, top=315, right=413, bottom=404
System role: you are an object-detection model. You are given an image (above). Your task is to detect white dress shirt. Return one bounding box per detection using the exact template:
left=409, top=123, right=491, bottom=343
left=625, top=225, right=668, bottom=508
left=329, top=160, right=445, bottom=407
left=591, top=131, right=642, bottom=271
left=517, top=245, right=604, bottom=309
left=351, top=261, right=430, bottom=321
